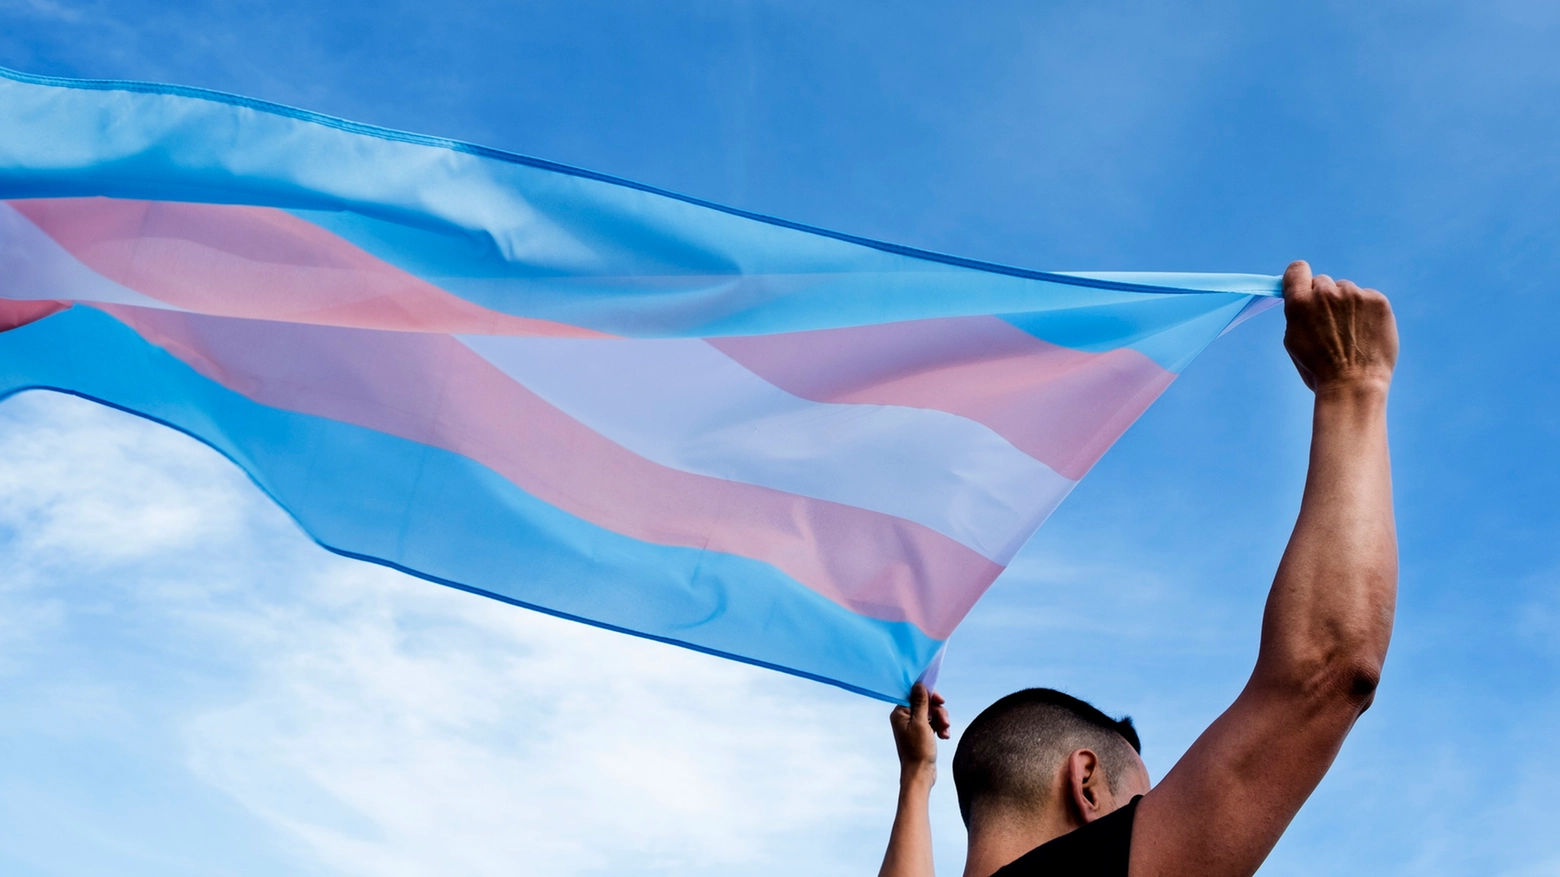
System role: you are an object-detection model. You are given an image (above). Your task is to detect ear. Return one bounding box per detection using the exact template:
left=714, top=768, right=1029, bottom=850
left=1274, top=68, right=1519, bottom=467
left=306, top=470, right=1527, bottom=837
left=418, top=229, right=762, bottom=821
left=1065, top=748, right=1111, bottom=824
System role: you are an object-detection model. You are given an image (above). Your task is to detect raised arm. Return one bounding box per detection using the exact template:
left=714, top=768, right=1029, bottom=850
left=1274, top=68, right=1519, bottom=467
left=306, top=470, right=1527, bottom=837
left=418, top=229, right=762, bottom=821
left=1131, top=261, right=1399, bottom=877
left=880, top=683, right=951, bottom=877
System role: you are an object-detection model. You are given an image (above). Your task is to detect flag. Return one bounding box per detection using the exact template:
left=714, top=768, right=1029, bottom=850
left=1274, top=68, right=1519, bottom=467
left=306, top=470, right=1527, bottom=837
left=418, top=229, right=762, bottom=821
left=0, top=68, right=1279, bottom=701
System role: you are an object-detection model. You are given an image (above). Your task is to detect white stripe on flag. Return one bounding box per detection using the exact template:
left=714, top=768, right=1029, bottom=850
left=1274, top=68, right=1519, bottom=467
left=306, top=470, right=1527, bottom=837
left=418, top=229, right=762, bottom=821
left=0, top=204, right=188, bottom=312
left=457, top=334, right=1075, bottom=563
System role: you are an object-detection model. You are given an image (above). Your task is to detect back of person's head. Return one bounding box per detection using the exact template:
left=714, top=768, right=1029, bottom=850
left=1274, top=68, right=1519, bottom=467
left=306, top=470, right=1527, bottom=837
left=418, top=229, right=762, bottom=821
left=951, top=688, right=1142, bottom=827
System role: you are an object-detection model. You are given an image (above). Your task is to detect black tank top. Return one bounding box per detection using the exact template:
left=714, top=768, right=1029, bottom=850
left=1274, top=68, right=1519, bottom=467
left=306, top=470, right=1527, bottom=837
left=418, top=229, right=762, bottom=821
left=988, top=796, right=1141, bottom=876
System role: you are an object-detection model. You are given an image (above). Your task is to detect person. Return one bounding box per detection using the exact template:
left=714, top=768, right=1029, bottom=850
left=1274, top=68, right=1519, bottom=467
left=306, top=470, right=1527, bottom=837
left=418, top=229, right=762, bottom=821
left=878, top=261, right=1399, bottom=877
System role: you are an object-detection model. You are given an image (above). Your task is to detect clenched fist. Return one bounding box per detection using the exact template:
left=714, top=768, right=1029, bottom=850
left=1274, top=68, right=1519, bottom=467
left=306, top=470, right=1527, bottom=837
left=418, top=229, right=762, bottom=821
left=1282, top=260, right=1398, bottom=393
left=890, top=682, right=951, bottom=779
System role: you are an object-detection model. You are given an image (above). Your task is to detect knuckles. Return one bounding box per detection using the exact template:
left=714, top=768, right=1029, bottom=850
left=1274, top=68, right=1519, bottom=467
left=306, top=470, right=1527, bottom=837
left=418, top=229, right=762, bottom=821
left=1288, top=277, right=1394, bottom=318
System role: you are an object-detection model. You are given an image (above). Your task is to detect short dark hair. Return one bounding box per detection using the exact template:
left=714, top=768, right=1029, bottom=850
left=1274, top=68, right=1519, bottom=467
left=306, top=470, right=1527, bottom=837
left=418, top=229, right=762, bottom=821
left=951, top=688, right=1142, bottom=826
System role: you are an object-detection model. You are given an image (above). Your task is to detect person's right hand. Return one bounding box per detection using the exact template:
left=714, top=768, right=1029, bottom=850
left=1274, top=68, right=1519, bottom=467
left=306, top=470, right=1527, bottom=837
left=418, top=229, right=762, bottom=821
left=1282, top=260, right=1398, bottom=393
left=889, top=682, right=950, bottom=778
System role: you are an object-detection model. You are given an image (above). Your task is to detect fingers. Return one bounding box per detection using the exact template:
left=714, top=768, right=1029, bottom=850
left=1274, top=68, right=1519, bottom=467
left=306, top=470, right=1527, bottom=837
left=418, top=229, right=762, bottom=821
left=899, top=683, right=952, bottom=740
left=920, top=687, right=951, bottom=739
left=889, top=704, right=908, bottom=728
left=1285, top=260, right=1376, bottom=302
left=931, top=702, right=952, bottom=740
left=1284, top=261, right=1344, bottom=310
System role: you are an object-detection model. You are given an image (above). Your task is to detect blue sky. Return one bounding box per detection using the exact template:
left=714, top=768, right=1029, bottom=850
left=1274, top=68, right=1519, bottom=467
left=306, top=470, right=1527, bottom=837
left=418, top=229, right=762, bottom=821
left=1, top=1, right=1558, bottom=875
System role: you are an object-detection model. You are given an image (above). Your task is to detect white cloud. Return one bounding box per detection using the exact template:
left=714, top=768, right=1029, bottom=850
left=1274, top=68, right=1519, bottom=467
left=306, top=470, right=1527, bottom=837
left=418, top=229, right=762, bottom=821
left=182, top=565, right=888, bottom=877
left=0, top=390, right=248, bottom=566
left=0, top=392, right=900, bottom=877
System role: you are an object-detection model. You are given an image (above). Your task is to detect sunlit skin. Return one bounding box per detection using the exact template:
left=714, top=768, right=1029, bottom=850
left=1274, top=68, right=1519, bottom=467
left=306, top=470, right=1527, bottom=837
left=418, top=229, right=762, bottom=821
left=880, top=260, right=1400, bottom=877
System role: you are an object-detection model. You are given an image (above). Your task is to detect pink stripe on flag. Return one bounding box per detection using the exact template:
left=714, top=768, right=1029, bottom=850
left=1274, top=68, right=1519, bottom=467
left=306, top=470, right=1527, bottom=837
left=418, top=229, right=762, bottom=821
left=0, top=299, right=70, bottom=333
left=101, top=304, right=1000, bottom=639
left=10, top=198, right=609, bottom=338
left=710, top=317, right=1176, bottom=480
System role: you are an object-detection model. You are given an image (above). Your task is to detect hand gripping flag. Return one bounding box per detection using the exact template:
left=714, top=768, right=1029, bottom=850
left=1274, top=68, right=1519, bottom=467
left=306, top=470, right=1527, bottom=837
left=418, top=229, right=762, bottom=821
left=0, top=68, right=1279, bottom=702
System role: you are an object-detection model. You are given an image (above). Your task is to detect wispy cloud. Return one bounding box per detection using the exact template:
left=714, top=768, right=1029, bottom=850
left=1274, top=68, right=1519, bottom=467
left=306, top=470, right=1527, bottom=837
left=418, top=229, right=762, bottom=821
left=181, top=566, right=888, bottom=877
left=0, top=392, right=897, bottom=876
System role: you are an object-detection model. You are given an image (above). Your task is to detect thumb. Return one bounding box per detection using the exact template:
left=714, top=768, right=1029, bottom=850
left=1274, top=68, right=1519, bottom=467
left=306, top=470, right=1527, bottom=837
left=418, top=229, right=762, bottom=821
left=1283, top=260, right=1313, bottom=304
left=909, top=682, right=930, bottom=725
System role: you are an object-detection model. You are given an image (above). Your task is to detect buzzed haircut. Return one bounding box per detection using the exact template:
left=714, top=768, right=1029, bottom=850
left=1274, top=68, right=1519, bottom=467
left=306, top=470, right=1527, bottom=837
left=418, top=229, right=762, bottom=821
left=951, top=688, right=1142, bottom=827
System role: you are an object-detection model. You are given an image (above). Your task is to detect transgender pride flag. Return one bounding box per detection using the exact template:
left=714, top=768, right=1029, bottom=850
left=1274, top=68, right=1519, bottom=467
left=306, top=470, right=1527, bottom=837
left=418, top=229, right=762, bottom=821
left=0, top=68, right=1279, bottom=702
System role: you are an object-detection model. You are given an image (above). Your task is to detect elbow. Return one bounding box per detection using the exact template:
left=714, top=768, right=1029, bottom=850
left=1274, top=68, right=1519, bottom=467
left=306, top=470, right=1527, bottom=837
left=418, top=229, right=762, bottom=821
left=1255, top=651, right=1385, bottom=715
left=1309, top=655, right=1384, bottom=713
left=1343, top=660, right=1382, bottom=712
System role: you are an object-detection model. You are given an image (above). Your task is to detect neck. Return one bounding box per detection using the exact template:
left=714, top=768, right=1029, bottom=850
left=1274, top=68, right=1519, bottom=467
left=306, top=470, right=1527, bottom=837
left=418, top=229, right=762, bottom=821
left=961, top=805, right=1080, bottom=877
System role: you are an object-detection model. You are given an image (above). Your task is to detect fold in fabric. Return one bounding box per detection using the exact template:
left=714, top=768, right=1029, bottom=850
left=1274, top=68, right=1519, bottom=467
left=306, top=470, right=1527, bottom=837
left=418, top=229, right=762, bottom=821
left=0, top=67, right=1279, bottom=702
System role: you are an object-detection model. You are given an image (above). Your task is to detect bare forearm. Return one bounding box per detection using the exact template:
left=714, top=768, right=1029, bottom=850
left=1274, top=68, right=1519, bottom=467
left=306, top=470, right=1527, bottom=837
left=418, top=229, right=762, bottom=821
left=1258, top=380, right=1396, bottom=694
left=1128, top=267, right=1398, bottom=877
left=879, top=769, right=936, bottom=877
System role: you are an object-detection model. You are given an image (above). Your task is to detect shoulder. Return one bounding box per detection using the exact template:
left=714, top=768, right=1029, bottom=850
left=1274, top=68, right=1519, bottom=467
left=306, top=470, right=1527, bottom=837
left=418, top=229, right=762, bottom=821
left=990, top=797, right=1141, bottom=877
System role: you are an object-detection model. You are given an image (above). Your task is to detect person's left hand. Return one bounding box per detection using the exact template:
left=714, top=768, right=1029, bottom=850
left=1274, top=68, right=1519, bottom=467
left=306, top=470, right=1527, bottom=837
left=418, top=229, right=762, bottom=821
left=890, top=682, right=951, bottom=778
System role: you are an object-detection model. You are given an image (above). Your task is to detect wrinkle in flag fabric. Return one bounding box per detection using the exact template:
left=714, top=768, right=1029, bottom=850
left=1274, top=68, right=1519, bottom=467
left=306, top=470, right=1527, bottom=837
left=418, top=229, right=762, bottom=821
left=0, top=67, right=1280, bottom=702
